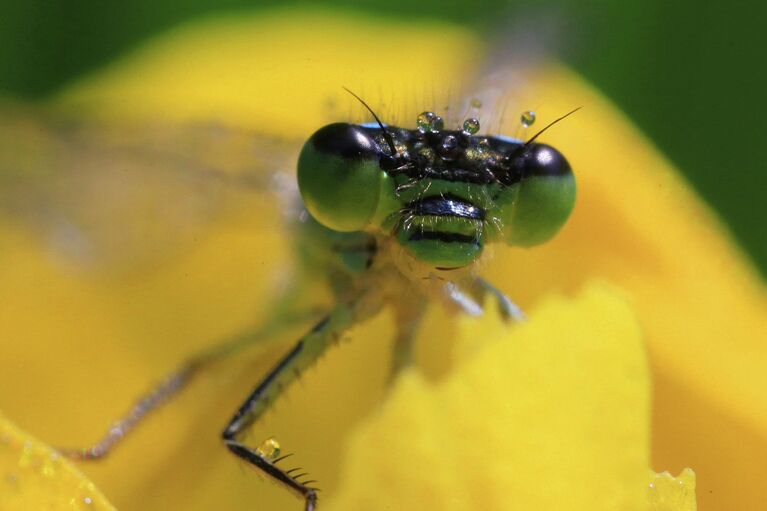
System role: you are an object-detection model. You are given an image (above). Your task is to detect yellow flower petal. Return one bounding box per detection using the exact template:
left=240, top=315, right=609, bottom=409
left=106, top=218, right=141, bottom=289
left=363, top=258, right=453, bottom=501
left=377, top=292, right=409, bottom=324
left=649, top=469, right=697, bottom=511
left=0, top=411, right=116, bottom=511
left=329, top=284, right=652, bottom=511
left=53, top=8, right=481, bottom=138
left=481, top=66, right=767, bottom=509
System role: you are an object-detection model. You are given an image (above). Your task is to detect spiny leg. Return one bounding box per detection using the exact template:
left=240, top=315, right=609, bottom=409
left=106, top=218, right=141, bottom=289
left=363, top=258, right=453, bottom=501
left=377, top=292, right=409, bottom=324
left=222, top=291, right=379, bottom=511
left=59, top=307, right=319, bottom=460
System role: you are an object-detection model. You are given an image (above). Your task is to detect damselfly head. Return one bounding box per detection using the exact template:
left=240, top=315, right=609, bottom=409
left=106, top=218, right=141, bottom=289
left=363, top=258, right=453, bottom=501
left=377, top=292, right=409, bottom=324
left=297, top=108, right=575, bottom=270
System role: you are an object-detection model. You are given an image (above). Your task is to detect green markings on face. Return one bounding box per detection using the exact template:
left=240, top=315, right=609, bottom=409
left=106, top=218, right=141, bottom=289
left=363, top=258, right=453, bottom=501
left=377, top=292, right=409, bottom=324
left=396, top=219, right=484, bottom=269
left=296, top=115, right=576, bottom=269
left=384, top=179, right=489, bottom=268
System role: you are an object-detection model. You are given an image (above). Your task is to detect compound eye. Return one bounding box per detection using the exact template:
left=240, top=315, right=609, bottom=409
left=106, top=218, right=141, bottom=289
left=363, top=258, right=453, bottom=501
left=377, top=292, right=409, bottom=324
left=521, top=143, right=572, bottom=178
left=297, top=123, right=385, bottom=232
left=498, top=143, right=575, bottom=247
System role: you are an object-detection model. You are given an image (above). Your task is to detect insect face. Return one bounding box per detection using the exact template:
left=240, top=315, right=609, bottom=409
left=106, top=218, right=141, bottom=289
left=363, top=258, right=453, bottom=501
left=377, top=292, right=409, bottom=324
left=297, top=113, right=575, bottom=270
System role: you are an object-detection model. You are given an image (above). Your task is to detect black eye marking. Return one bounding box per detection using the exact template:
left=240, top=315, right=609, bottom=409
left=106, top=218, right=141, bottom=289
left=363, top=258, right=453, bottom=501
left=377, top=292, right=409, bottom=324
left=310, top=123, right=379, bottom=159
left=342, top=87, right=398, bottom=159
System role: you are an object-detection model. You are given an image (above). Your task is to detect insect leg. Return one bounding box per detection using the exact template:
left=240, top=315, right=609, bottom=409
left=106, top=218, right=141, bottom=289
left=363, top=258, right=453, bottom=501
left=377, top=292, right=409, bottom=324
left=443, top=281, right=484, bottom=317
left=59, top=307, right=320, bottom=460
left=389, top=300, right=427, bottom=383
left=222, top=291, right=379, bottom=511
left=442, top=279, right=526, bottom=322
left=474, top=277, right=527, bottom=322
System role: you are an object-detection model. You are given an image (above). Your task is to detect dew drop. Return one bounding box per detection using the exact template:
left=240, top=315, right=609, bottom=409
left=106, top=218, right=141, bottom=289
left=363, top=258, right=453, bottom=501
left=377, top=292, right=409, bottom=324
left=520, top=110, right=536, bottom=128
left=430, top=115, right=444, bottom=132
left=477, top=138, right=490, bottom=155
left=442, top=135, right=458, bottom=151
left=462, top=117, right=480, bottom=135
left=416, top=111, right=436, bottom=132
left=440, top=135, right=459, bottom=160
left=256, top=437, right=281, bottom=461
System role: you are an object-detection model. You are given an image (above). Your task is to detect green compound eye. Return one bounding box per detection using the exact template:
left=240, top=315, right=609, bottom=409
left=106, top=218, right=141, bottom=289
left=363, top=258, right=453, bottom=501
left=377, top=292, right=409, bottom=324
left=297, top=123, right=385, bottom=232
left=498, top=143, right=576, bottom=247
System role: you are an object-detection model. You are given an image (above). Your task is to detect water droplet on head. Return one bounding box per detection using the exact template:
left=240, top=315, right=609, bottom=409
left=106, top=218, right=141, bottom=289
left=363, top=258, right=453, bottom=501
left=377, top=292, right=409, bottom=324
left=440, top=135, right=459, bottom=160
left=520, top=110, right=536, bottom=128
left=462, top=118, right=480, bottom=135
left=416, top=111, right=436, bottom=132
left=442, top=135, right=458, bottom=151
left=256, top=437, right=282, bottom=461
left=430, top=115, right=444, bottom=132
left=477, top=138, right=490, bottom=155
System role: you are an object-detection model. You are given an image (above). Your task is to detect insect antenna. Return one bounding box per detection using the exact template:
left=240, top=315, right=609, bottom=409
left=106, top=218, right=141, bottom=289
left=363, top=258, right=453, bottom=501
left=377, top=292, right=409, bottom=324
left=342, top=87, right=399, bottom=158
left=523, top=107, right=582, bottom=147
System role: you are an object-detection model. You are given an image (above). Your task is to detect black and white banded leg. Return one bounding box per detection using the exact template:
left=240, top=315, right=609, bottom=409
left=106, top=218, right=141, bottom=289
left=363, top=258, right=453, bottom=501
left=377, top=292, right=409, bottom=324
left=222, top=292, right=377, bottom=511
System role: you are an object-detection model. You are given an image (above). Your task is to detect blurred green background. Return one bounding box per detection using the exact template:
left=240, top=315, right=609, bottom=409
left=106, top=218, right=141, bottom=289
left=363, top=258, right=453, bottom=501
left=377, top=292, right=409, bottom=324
left=1, top=0, right=764, bottom=274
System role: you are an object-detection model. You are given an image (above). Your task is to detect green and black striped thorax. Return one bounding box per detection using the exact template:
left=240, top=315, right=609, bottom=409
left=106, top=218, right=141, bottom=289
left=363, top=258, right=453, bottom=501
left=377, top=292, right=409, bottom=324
left=297, top=112, right=575, bottom=270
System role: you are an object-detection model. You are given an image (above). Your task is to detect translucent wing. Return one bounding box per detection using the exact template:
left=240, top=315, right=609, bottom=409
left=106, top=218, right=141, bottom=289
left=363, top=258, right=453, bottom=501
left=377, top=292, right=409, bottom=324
left=445, top=12, right=564, bottom=137
left=0, top=103, right=302, bottom=274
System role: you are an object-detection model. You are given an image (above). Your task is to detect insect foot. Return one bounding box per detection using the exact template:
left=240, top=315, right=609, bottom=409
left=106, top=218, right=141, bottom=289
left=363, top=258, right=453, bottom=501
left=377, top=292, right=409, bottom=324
left=224, top=438, right=320, bottom=510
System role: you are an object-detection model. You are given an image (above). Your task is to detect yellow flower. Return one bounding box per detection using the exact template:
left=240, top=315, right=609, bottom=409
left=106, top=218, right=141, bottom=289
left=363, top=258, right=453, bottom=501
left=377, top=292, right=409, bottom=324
left=1, top=7, right=763, bottom=511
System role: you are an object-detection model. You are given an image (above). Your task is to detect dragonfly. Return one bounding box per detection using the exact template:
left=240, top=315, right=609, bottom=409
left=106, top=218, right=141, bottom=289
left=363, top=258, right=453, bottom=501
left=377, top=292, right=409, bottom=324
left=0, top=79, right=575, bottom=510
